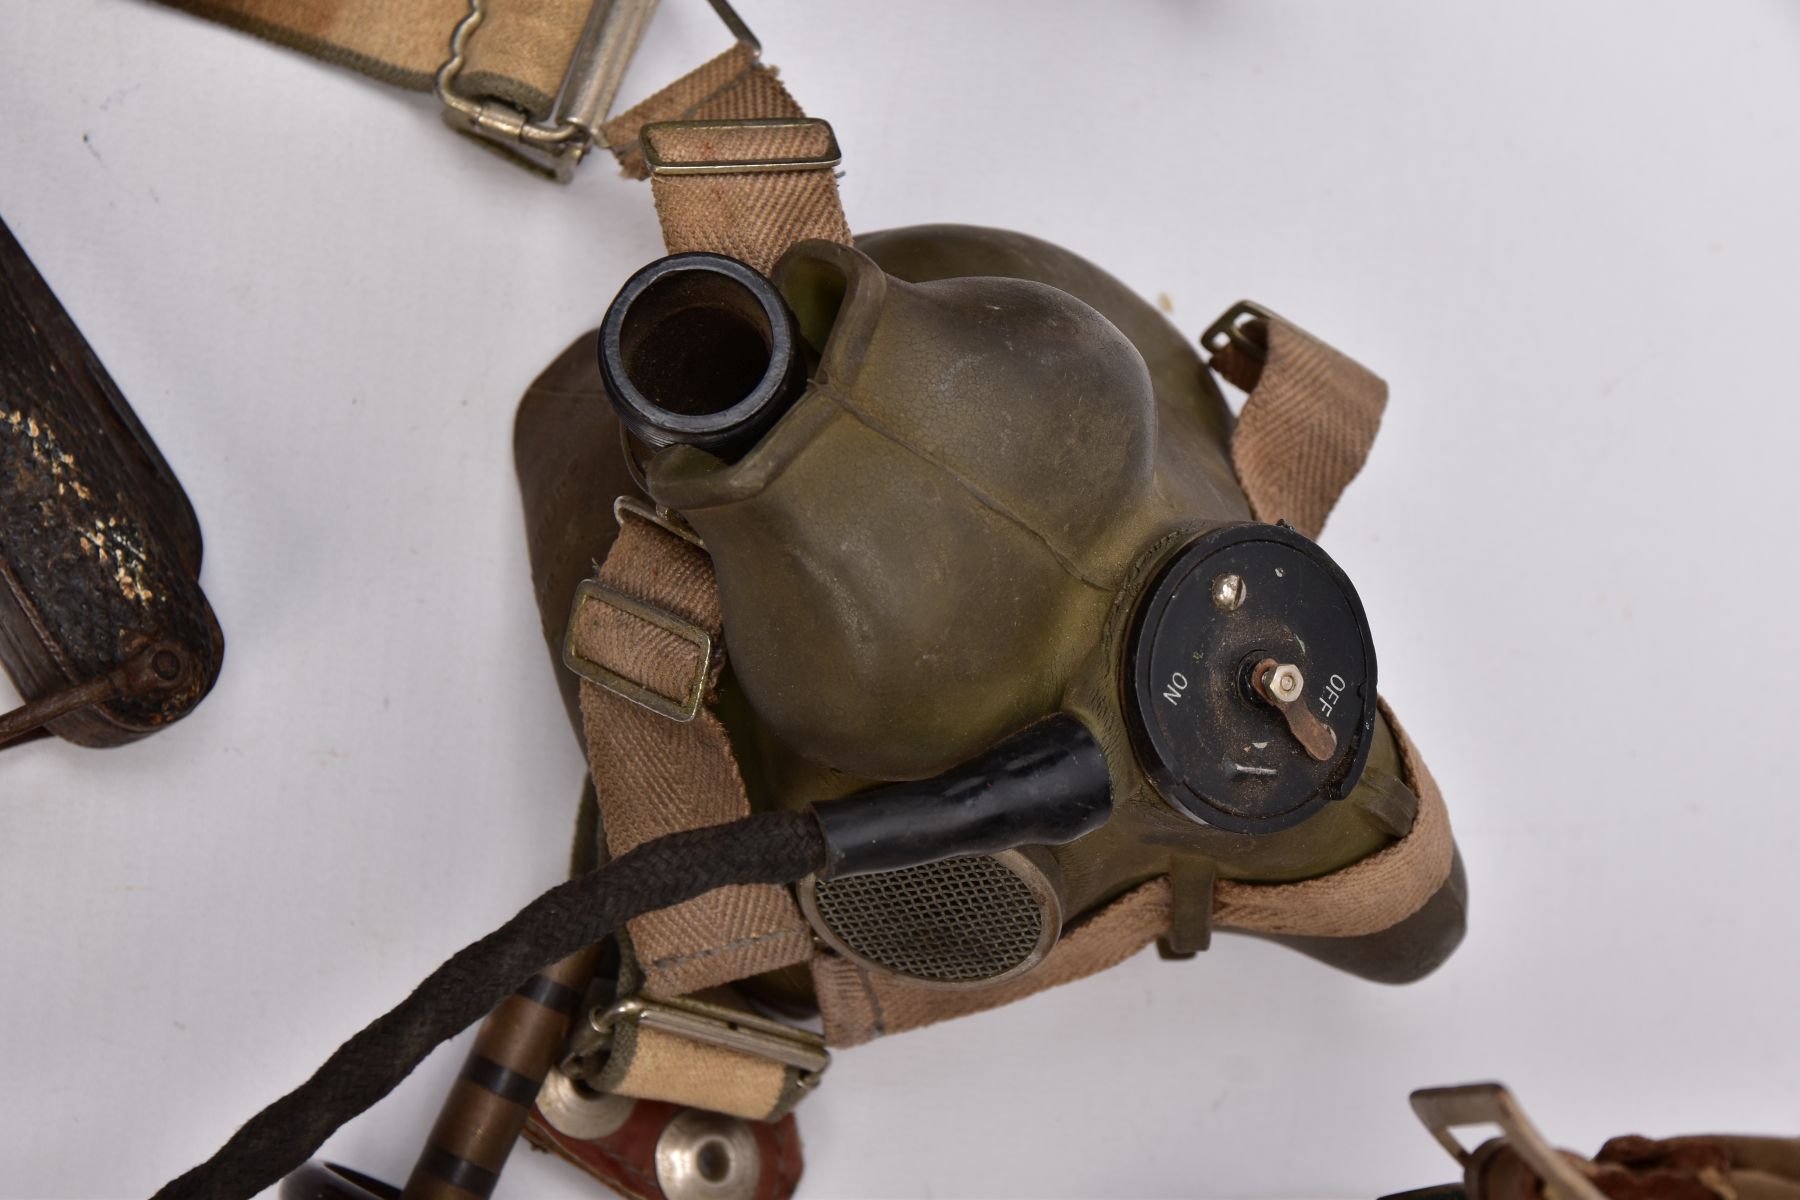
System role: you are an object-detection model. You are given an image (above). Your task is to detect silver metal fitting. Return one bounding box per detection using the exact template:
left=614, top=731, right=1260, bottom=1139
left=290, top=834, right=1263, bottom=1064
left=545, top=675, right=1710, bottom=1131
left=537, top=1069, right=636, bottom=1141
left=1210, top=573, right=1247, bottom=611
left=1263, top=662, right=1305, bottom=704
left=655, top=1109, right=761, bottom=1200
left=594, top=995, right=829, bottom=1090
left=434, top=0, right=759, bottom=180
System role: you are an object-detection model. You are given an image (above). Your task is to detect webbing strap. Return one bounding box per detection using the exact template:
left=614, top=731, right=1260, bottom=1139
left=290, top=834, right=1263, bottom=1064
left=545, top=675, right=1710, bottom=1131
left=559, top=20, right=848, bottom=1111
left=810, top=700, right=1454, bottom=1047
left=598, top=44, right=852, bottom=273
left=589, top=1014, right=798, bottom=1122
left=567, top=513, right=815, bottom=1121
left=570, top=514, right=814, bottom=1000
left=159, top=0, right=852, bottom=259
left=1211, top=306, right=1388, bottom=540
left=159, top=0, right=584, bottom=114
left=562, top=29, right=849, bottom=1121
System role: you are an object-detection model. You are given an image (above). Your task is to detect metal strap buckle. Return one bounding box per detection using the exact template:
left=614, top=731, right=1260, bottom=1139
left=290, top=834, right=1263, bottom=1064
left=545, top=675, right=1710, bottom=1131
left=435, top=0, right=761, bottom=180
left=1410, top=1084, right=1606, bottom=1200
left=641, top=118, right=843, bottom=176
left=1201, top=299, right=1279, bottom=364
left=561, top=498, right=712, bottom=720
left=612, top=495, right=703, bottom=548
left=596, top=996, right=830, bottom=1093
left=561, top=577, right=713, bottom=723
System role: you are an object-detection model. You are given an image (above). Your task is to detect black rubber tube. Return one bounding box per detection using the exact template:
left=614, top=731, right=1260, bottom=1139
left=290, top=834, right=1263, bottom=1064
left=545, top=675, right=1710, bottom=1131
left=812, top=715, right=1112, bottom=878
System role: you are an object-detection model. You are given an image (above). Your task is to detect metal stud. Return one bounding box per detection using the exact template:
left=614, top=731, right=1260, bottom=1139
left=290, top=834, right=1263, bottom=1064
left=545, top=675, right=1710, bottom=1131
left=536, top=1069, right=635, bottom=1142
left=1263, top=662, right=1305, bottom=703
left=1210, top=573, right=1247, bottom=611
left=654, top=1109, right=761, bottom=1200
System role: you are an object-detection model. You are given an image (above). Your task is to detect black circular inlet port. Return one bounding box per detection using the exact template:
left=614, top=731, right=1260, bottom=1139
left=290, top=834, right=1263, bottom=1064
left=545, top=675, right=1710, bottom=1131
left=598, top=252, right=807, bottom=460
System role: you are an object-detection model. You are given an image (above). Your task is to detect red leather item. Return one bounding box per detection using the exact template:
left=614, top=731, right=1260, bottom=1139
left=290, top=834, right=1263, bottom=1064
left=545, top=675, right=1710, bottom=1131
left=522, top=1102, right=803, bottom=1200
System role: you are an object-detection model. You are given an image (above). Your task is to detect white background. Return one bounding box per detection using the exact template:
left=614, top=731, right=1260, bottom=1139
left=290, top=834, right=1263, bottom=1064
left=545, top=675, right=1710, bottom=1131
left=2, top=2, right=1798, bottom=1197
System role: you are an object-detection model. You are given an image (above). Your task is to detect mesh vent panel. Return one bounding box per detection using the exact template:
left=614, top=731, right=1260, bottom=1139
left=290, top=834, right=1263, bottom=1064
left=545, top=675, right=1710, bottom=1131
left=810, top=855, right=1049, bottom=984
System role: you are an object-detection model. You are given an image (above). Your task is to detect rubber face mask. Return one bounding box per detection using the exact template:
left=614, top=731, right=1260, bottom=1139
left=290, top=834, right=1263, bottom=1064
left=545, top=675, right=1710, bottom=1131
left=590, top=224, right=1464, bottom=1001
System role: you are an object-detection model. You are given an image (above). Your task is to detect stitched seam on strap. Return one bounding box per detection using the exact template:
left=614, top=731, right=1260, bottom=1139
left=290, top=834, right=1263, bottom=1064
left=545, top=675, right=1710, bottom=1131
left=646, top=926, right=810, bottom=970
left=855, top=960, right=887, bottom=1039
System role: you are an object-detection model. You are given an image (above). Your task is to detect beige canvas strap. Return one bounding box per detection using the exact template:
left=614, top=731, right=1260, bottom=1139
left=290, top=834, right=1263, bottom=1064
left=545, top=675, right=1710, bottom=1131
left=566, top=510, right=818, bottom=1120
left=599, top=44, right=851, bottom=273
left=568, top=511, right=814, bottom=999
left=811, top=700, right=1454, bottom=1047
left=161, top=0, right=851, bottom=262
left=160, top=0, right=586, bottom=113
left=587, top=1008, right=802, bottom=1123
left=551, top=18, right=847, bottom=1119
left=1207, top=302, right=1388, bottom=540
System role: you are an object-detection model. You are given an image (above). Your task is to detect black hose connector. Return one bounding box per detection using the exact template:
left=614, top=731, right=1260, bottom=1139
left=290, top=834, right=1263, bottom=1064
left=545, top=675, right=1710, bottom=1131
left=811, top=714, right=1113, bottom=879
left=598, top=252, right=808, bottom=461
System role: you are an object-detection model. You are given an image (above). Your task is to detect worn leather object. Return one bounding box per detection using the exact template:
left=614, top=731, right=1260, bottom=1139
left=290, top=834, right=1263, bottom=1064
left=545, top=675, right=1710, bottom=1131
left=0, top=216, right=222, bottom=746
left=523, top=1102, right=804, bottom=1200
left=1471, top=1134, right=1800, bottom=1200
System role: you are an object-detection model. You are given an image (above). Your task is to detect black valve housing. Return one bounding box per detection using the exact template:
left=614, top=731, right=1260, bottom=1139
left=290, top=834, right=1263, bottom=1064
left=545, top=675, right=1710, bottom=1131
left=1125, top=522, right=1377, bottom=834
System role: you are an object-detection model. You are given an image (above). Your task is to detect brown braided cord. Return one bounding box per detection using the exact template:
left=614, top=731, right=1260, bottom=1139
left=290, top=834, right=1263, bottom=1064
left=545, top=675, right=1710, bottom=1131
left=152, top=811, right=826, bottom=1200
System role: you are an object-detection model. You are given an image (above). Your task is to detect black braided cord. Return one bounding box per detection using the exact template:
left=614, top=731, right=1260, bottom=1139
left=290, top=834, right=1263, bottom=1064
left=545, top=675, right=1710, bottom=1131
left=152, top=809, right=826, bottom=1200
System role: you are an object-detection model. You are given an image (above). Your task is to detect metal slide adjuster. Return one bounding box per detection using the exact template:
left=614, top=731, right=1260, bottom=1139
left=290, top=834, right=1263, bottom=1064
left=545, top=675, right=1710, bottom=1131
left=1409, top=1083, right=1606, bottom=1200
left=562, top=498, right=711, bottom=720
left=435, top=0, right=761, bottom=180
left=562, top=579, right=713, bottom=722
left=594, top=996, right=830, bottom=1095
left=1201, top=299, right=1279, bottom=363
left=641, top=118, right=843, bottom=176
left=612, top=495, right=704, bottom=548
